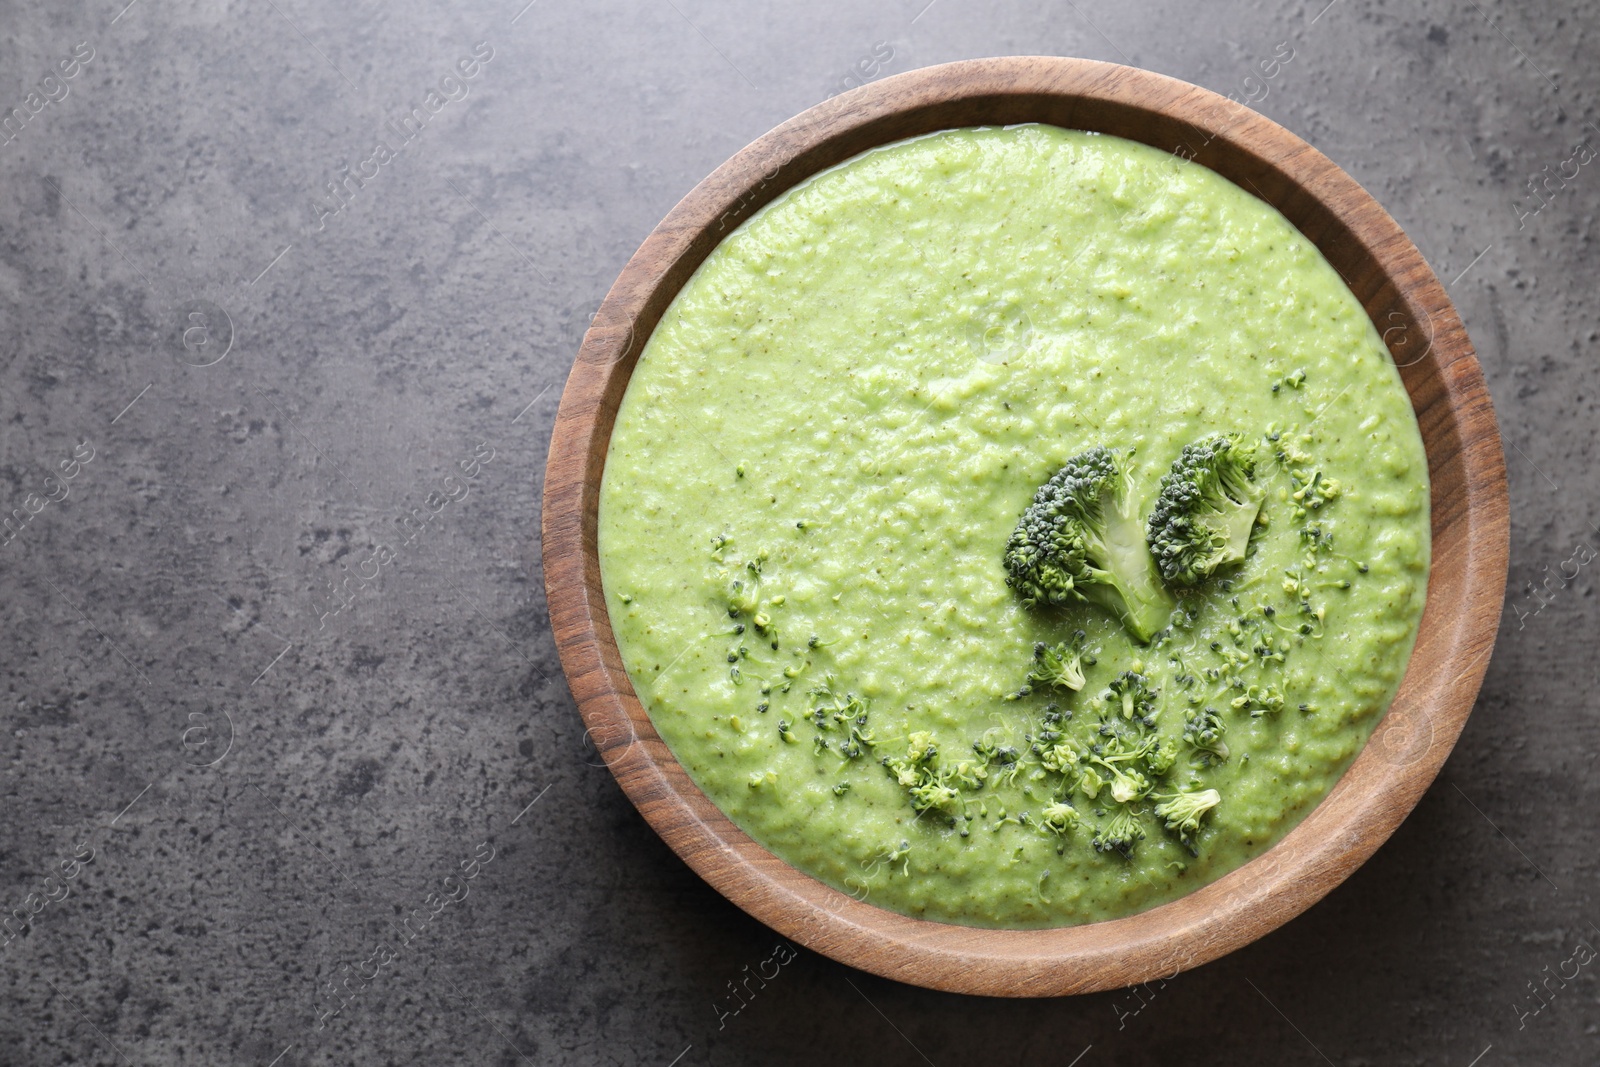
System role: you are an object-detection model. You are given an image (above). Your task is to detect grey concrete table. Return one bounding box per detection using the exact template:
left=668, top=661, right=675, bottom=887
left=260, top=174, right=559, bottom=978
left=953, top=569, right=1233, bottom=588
left=0, top=1, right=1592, bottom=1064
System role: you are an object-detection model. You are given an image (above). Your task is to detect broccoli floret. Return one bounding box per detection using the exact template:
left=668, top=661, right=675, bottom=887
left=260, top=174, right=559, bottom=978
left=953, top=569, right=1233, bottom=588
left=909, top=778, right=962, bottom=814
left=1026, top=631, right=1096, bottom=692
left=1037, top=737, right=1086, bottom=775
left=1093, top=806, right=1146, bottom=856
left=1004, top=447, right=1175, bottom=643
left=1291, top=469, right=1341, bottom=517
left=1144, top=736, right=1179, bottom=777
left=944, top=758, right=989, bottom=790
left=1105, top=670, right=1159, bottom=725
left=884, top=731, right=936, bottom=787
left=1089, top=728, right=1156, bottom=804
left=1146, top=433, right=1265, bottom=585
left=1232, top=684, right=1285, bottom=717
left=973, top=737, right=1021, bottom=767
left=882, top=732, right=975, bottom=817
left=1040, top=802, right=1082, bottom=836
left=808, top=676, right=874, bottom=756
left=1097, top=761, right=1150, bottom=804
left=1182, top=706, right=1229, bottom=765
left=1153, top=787, right=1221, bottom=846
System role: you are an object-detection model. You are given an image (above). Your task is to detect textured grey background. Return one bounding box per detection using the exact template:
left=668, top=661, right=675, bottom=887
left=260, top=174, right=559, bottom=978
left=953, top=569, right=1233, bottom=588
left=0, top=0, right=1593, bottom=1064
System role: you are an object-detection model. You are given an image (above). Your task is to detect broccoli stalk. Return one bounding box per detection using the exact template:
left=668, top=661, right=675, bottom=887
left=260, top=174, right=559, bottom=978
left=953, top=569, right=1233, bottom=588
left=1146, top=433, right=1265, bottom=585
left=1004, top=447, right=1175, bottom=643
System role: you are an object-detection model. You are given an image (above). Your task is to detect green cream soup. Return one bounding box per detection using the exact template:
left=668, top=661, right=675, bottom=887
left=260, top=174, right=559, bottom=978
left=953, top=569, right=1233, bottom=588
left=597, top=125, right=1429, bottom=928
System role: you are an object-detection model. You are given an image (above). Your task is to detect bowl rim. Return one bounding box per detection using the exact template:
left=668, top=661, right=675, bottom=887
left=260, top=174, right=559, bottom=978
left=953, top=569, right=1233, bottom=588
left=542, top=55, right=1509, bottom=997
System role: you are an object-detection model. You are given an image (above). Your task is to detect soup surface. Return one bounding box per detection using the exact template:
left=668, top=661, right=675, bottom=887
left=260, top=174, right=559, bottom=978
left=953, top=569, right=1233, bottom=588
left=597, top=124, right=1430, bottom=927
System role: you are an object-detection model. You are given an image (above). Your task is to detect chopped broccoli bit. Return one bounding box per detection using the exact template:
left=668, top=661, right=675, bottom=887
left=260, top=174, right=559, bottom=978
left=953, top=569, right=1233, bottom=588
left=1144, top=736, right=1179, bottom=777
left=1092, top=806, right=1146, bottom=856
left=1232, top=684, right=1285, bottom=717
left=1039, top=802, right=1082, bottom=836
left=881, top=730, right=984, bottom=817
left=1026, top=631, right=1095, bottom=692
left=1105, top=669, right=1159, bottom=725
left=1182, top=707, right=1230, bottom=765
left=1098, top=762, right=1150, bottom=804
left=1153, top=787, right=1221, bottom=846
left=807, top=676, right=874, bottom=758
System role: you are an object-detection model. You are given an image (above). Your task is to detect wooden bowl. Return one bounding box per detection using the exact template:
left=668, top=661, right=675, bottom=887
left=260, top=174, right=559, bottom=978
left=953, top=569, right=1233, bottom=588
left=542, top=57, right=1509, bottom=996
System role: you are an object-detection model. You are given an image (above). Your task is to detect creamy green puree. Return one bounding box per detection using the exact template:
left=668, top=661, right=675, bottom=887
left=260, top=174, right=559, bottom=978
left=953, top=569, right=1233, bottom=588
left=597, top=125, right=1429, bottom=928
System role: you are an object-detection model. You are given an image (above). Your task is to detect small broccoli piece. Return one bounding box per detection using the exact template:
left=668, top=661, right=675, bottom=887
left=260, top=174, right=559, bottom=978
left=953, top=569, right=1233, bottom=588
left=882, top=732, right=972, bottom=817
left=1098, top=762, right=1150, bottom=804
left=944, top=759, right=989, bottom=790
left=808, top=677, right=875, bottom=757
left=883, top=731, right=935, bottom=787
left=727, top=577, right=760, bottom=617
left=1153, top=787, right=1221, bottom=846
left=1182, top=706, right=1229, bottom=765
left=1040, top=802, right=1082, bottom=836
left=1004, top=447, right=1176, bottom=643
left=1093, top=806, right=1146, bottom=857
left=1026, top=631, right=1096, bottom=692
left=1291, top=469, right=1341, bottom=515
left=1232, top=684, right=1285, bottom=717
left=909, top=778, right=962, bottom=814
left=1105, top=670, right=1159, bottom=725
left=1088, top=723, right=1157, bottom=804
left=1077, top=765, right=1106, bottom=800
left=1037, top=737, right=1086, bottom=775
left=973, top=737, right=1021, bottom=767
left=1144, top=737, right=1179, bottom=777
left=1146, top=433, right=1266, bottom=585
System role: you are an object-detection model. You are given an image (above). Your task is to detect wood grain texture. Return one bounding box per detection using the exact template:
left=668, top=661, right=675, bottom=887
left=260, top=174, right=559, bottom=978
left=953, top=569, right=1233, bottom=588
left=540, top=57, right=1510, bottom=997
